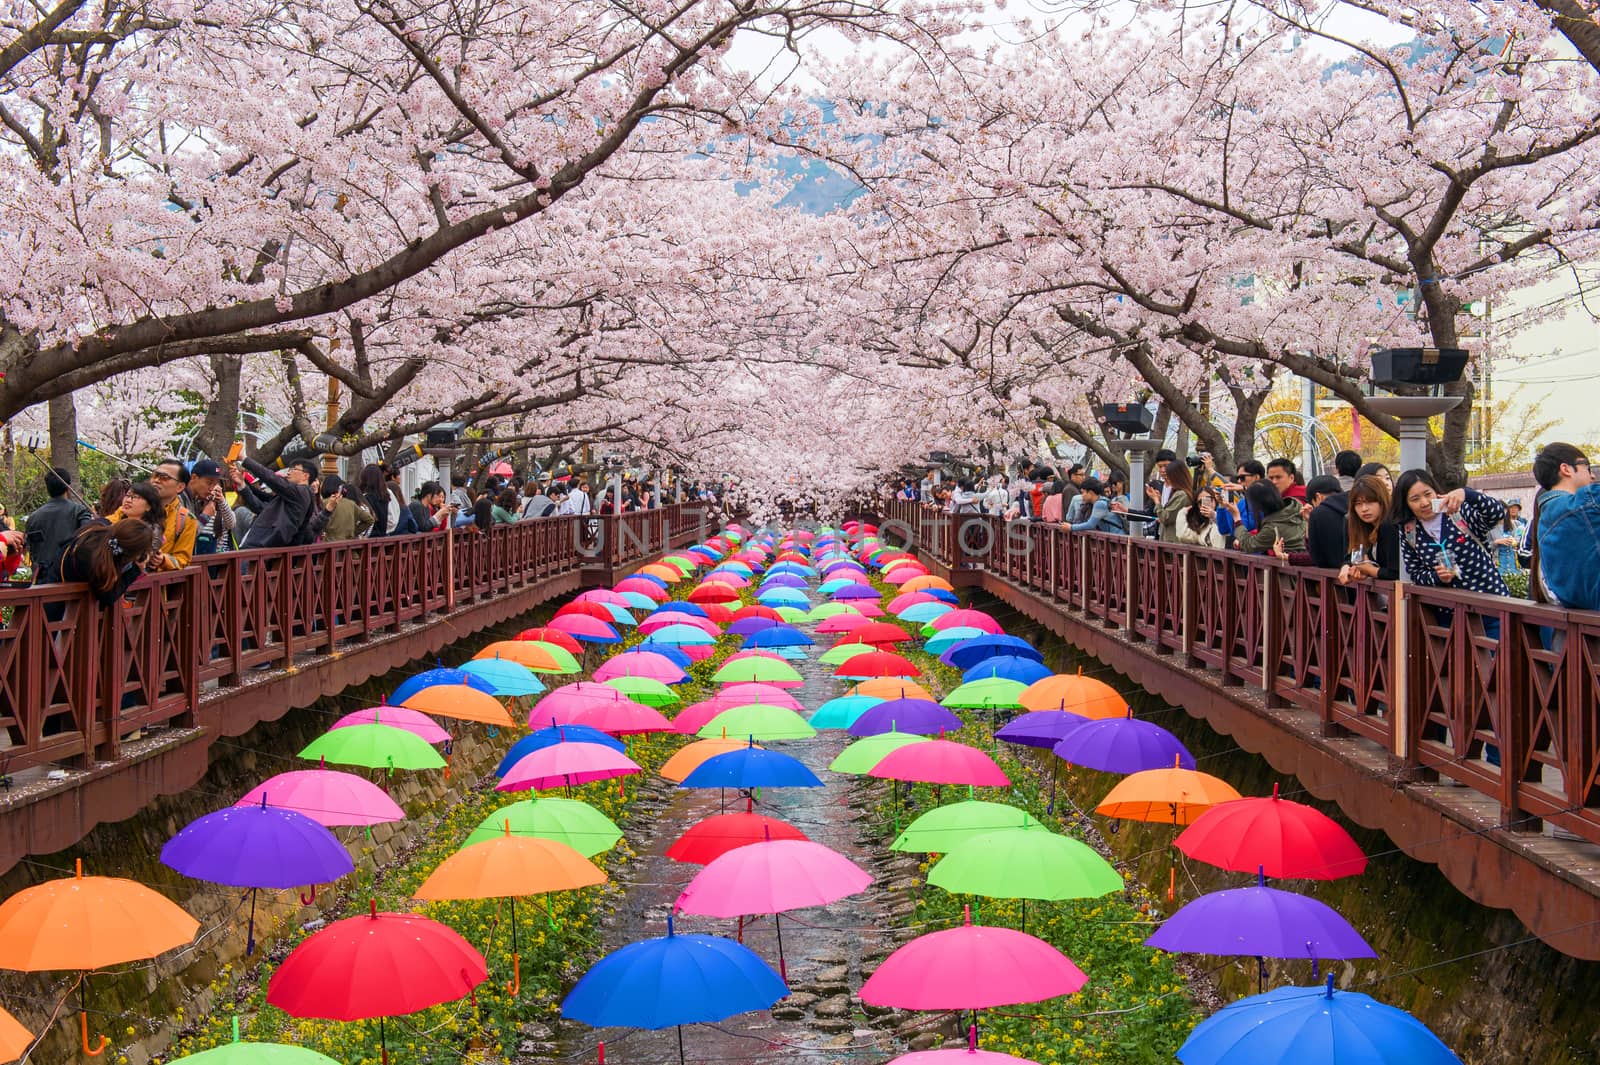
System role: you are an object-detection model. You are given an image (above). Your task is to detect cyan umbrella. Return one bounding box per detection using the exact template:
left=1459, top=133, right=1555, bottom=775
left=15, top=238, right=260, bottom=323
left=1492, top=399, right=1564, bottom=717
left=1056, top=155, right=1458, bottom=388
left=924, top=626, right=987, bottom=655
left=1177, top=976, right=1461, bottom=1065
left=809, top=695, right=883, bottom=729
left=458, top=658, right=545, bottom=697
left=643, top=624, right=717, bottom=647
left=898, top=602, right=952, bottom=624
left=757, top=588, right=809, bottom=608
left=561, top=916, right=788, bottom=1064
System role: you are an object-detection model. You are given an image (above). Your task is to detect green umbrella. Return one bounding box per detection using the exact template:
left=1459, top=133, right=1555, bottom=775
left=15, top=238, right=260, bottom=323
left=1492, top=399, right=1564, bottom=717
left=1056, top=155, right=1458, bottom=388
left=174, top=1018, right=339, bottom=1064
left=928, top=826, right=1123, bottom=930
left=819, top=643, right=877, bottom=666
left=464, top=798, right=622, bottom=856
left=522, top=641, right=583, bottom=674
left=699, top=704, right=817, bottom=741
left=828, top=730, right=931, bottom=774
left=890, top=800, right=1047, bottom=853
left=809, top=603, right=861, bottom=621
left=774, top=606, right=810, bottom=623
left=602, top=676, right=680, bottom=707
left=662, top=555, right=698, bottom=574
left=941, top=677, right=1027, bottom=709
left=712, top=658, right=803, bottom=685
left=299, top=723, right=446, bottom=771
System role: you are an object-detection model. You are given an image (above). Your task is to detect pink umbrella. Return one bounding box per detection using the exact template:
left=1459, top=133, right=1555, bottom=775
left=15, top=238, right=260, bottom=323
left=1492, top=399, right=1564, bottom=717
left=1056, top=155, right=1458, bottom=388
left=639, top=615, right=720, bottom=637
left=721, top=683, right=803, bottom=708
left=929, top=610, right=1002, bottom=635
left=817, top=614, right=873, bottom=634
left=530, top=682, right=639, bottom=727
left=887, top=592, right=939, bottom=613
left=703, top=571, right=748, bottom=587
left=616, top=577, right=669, bottom=601
left=576, top=589, right=632, bottom=606
left=868, top=740, right=1009, bottom=787
left=860, top=906, right=1086, bottom=1010
left=889, top=1028, right=1037, bottom=1063
left=548, top=613, right=620, bottom=642
left=883, top=568, right=930, bottom=586
left=487, top=460, right=514, bottom=477
left=236, top=769, right=405, bottom=827
left=593, top=651, right=689, bottom=684
left=854, top=601, right=886, bottom=618
left=675, top=839, right=872, bottom=979
left=571, top=700, right=675, bottom=736
left=331, top=706, right=450, bottom=744
left=499, top=742, right=641, bottom=792
left=724, top=649, right=788, bottom=664
left=681, top=643, right=716, bottom=663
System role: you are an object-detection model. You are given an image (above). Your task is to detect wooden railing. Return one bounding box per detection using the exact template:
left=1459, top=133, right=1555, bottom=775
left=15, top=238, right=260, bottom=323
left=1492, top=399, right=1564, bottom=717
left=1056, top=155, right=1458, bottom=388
left=879, top=499, right=1600, bottom=846
left=0, top=504, right=701, bottom=779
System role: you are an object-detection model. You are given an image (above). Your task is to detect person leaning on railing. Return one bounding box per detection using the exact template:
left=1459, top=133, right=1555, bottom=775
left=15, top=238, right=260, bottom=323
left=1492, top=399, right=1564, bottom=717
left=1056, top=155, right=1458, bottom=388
left=1527, top=442, right=1600, bottom=611
left=59, top=519, right=157, bottom=605
left=1174, top=487, right=1227, bottom=549
left=1229, top=480, right=1306, bottom=557
left=1391, top=469, right=1509, bottom=610
left=1337, top=475, right=1400, bottom=586
left=1068, top=478, right=1128, bottom=534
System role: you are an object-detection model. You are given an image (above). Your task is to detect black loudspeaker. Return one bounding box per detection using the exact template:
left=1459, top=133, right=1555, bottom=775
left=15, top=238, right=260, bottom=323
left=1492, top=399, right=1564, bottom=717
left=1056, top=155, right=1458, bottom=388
left=1098, top=403, right=1156, bottom=435
left=1371, top=348, right=1468, bottom=388
left=426, top=421, right=465, bottom=446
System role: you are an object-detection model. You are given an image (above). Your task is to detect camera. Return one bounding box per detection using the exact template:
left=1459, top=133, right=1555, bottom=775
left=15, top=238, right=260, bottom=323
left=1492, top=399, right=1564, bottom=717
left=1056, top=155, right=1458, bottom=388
left=1185, top=455, right=1204, bottom=468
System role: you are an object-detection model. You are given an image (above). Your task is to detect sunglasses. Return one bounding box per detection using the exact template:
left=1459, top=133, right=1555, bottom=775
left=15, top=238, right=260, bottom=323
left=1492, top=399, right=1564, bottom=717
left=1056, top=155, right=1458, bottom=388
left=150, top=471, right=177, bottom=483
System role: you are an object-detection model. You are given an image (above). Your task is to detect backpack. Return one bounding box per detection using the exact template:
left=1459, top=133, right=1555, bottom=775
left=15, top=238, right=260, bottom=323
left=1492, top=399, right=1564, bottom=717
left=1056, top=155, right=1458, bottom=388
left=392, top=501, right=419, bottom=535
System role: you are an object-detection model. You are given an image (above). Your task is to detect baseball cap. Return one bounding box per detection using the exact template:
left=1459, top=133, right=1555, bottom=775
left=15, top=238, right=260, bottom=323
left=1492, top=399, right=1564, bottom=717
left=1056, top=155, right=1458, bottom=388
left=191, top=459, right=222, bottom=479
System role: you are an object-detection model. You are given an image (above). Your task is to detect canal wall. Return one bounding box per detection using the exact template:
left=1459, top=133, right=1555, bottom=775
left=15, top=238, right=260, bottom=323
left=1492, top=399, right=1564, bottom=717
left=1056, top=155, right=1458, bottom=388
left=988, top=595, right=1600, bottom=1065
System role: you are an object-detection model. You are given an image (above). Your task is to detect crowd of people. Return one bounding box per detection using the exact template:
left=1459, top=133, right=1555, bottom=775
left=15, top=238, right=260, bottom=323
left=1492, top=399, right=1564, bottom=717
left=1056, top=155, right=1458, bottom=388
left=899, top=442, right=1600, bottom=612
left=0, top=453, right=690, bottom=606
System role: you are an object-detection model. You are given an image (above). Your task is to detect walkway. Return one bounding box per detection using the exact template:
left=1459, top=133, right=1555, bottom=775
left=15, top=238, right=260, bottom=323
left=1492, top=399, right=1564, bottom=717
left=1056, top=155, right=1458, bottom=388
left=0, top=505, right=707, bottom=872
left=873, top=500, right=1600, bottom=960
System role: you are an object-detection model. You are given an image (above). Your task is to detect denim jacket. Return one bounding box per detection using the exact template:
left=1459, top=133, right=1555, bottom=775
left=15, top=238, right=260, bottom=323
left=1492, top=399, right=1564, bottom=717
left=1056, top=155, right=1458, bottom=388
left=1533, top=485, right=1600, bottom=611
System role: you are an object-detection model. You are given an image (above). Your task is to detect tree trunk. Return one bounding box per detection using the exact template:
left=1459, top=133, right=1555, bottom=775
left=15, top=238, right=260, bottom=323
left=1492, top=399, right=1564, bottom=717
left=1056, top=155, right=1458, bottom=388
left=1123, top=346, right=1233, bottom=470
left=1415, top=264, right=1473, bottom=487
left=1230, top=382, right=1271, bottom=465
left=193, top=354, right=243, bottom=460
left=48, top=393, right=78, bottom=482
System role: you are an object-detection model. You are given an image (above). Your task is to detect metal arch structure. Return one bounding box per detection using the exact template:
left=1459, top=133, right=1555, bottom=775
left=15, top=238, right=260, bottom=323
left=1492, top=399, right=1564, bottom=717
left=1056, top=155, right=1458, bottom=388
left=1253, top=410, right=1340, bottom=478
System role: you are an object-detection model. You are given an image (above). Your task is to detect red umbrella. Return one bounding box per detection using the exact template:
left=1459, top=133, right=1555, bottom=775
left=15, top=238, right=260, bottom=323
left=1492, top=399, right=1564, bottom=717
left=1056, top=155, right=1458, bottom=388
left=667, top=812, right=808, bottom=864
left=266, top=903, right=487, bottom=1064
left=833, top=651, right=921, bottom=679
left=688, top=584, right=741, bottom=604
left=731, top=605, right=783, bottom=622
left=555, top=602, right=618, bottom=622
left=515, top=626, right=583, bottom=654
left=701, top=602, right=737, bottom=623
left=836, top=622, right=913, bottom=645
left=1175, top=783, right=1367, bottom=880
left=616, top=578, right=670, bottom=602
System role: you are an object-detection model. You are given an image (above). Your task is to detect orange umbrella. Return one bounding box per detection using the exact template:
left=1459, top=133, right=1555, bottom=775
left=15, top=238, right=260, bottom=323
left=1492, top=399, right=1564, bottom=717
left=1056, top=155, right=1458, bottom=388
left=1019, top=673, right=1126, bottom=718
left=401, top=685, right=514, bottom=728
left=415, top=827, right=605, bottom=994
left=476, top=641, right=562, bottom=672
left=659, top=737, right=763, bottom=783
left=1095, top=756, right=1240, bottom=902
left=849, top=679, right=934, bottom=702
left=639, top=563, right=682, bottom=584
left=902, top=575, right=954, bottom=593
left=0, top=1006, right=30, bottom=1063
left=0, top=859, right=198, bottom=1054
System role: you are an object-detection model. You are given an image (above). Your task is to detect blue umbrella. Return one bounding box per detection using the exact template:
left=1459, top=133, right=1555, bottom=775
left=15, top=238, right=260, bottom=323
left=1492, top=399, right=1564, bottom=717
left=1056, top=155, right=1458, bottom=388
left=562, top=915, right=788, bottom=1064
left=743, top=627, right=814, bottom=649
left=944, top=635, right=1045, bottom=671
left=459, top=658, right=545, bottom=697
left=809, top=695, right=883, bottom=729
left=650, top=645, right=695, bottom=670
left=961, top=655, right=1053, bottom=686
left=680, top=746, right=823, bottom=790
left=390, top=667, right=498, bottom=705
left=495, top=725, right=626, bottom=777
left=652, top=601, right=708, bottom=618
left=1177, top=976, right=1461, bottom=1065
left=925, top=588, right=960, bottom=603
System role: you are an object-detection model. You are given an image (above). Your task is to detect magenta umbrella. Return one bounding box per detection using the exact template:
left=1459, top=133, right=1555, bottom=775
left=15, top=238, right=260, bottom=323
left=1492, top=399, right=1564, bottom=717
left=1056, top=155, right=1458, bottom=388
left=331, top=706, right=450, bottom=744
left=675, top=839, right=872, bottom=979
left=869, top=740, right=1009, bottom=787
left=548, top=614, right=621, bottom=643
left=572, top=699, right=675, bottom=736
left=890, top=1027, right=1038, bottom=1063
left=576, top=589, right=632, bottom=606
left=929, top=610, right=1003, bottom=634
left=532, top=682, right=640, bottom=726
left=594, top=651, right=690, bottom=684
left=499, top=742, right=641, bottom=793
left=236, top=769, right=404, bottom=827
left=639, top=615, right=720, bottom=637
left=860, top=906, right=1086, bottom=1016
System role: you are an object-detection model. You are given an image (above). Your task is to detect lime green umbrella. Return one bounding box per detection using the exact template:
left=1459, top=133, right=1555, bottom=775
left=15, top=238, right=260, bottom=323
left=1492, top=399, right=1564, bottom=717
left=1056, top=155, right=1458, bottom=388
left=809, top=603, right=861, bottom=621
left=464, top=798, right=622, bottom=856
left=699, top=704, right=817, bottom=741
left=941, top=677, right=1027, bottom=709
left=299, top=723, right=446, bottom=771
left=602, top=676, right=680, bottom=707
left=774, top=606, right=810, bottom=623
left=712, top=658, right=803, bottom=685
left=828, top=730, right=930, bottom=774
left=173, top=1019, right=338, bottom=1064
left=928, top=826, right=1123, bottom=930
left=523, top=641, right=582, bottom=674
left=662, top=555, right=699, bottom=574
left=890, top=800, right=1046, bottom=853
left=819, top=643, right=877, bottom=666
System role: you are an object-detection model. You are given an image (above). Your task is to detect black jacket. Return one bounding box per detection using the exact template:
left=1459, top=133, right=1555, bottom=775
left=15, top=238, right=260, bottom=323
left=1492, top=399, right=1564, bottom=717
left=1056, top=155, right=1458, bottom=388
left=236, top=458, right=315, bottom=549
left=60, top=537, right=144, bottom=605
left=25, top=496, right=94, bottom=583
left=1306, top=493, right=1350, bottom=569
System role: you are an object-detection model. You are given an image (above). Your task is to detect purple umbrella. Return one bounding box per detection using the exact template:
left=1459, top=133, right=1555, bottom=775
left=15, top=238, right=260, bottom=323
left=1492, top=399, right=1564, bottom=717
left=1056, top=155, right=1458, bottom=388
left=996, top=710, right=1088, bottom=749
left=833, top=584, right=881, bottom=601
left=759, top=575, right=810, bottom=589
left=848, top=698, right=965, bottom=737
left=1053, top=716, right=1194, bottom=774
left=1146, top=873, right=1374, bottom=986
left=728, top=617, right=782, bottom=637
left=162, top=799, right=355, bottom=953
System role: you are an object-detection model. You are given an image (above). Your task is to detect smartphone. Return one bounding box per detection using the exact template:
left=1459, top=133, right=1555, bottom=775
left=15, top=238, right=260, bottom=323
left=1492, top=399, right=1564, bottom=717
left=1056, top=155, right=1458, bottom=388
left=225, top=441, right=244, bottom=463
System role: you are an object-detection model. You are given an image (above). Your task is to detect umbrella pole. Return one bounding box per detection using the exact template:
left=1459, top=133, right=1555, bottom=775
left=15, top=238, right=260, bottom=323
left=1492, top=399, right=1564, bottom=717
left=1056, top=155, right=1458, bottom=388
left=380, top=1016, right=389, bottom=1065
left=246, top=887, right=258, bottom=956
left=1047, top=761, right=1056, bottom=815
left=1020, top=898, right=1026, bottom=934
left=677, top=1024, right=685, bottom=1065
left=507, top=899, right=521, bottom=995
left=775, top=912, right=787, bottom=983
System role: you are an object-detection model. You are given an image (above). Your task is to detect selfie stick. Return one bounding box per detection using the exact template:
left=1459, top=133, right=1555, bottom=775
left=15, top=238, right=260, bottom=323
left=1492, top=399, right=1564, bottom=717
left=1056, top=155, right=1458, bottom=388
left=14, top=441, right=96, bottom=511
